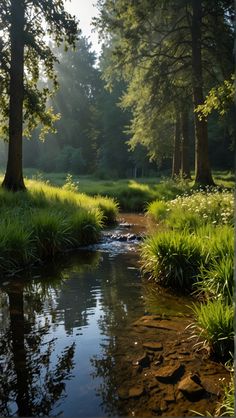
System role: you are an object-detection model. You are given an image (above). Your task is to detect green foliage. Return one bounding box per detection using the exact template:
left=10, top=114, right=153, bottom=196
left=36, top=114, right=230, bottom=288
left=190, top=300, right=234, bottom=360
left=62, top=173, right=80, bottom=193
left=141, top=231, right=203, bottom=292
left=0, top=0, right=78, bottom=139
left=0, top=179, right=118, bottom=275
left=197, top=257, right=234, bottom=304
left=147, top=201, right=169, bottom=222
left=196, top=75, right=235, bottom=119
left=216, top=377, right=235, bottom=417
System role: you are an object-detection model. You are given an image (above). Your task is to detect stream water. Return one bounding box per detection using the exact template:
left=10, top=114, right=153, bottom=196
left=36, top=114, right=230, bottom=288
left=0, top=214, right=193, bottom=417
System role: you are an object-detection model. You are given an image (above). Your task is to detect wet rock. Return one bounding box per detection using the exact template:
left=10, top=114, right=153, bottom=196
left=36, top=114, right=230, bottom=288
left=132, top=365, right=143, bottom=376
left=164, top=386, right=176, bottom=403
left=153, top=354, right=163, bottom=366
left=142, top=342, right=163, bottom=351
left=201, top=377, right=221, bottom=396
left=155, top=363, right=185, bottom=383
left=119, top=222, right=132, bottom=228
left=129, top=386, right=145, bottom=398
left=133, top=353, right=150, bottom=368
left=127, top=234, right=138, bottom=241
left=117, top=387, right=129, bottom=400
left=160, top=400, right=168, bottom=412
left=178, top=374, right=205, bottom=401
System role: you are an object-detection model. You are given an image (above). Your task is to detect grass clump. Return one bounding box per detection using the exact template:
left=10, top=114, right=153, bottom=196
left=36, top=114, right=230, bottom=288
left=190, top=300, right=234, bottom=361
left=141, top=230, right=203, bottom=292
left=216, top=377, right=234, bottom=416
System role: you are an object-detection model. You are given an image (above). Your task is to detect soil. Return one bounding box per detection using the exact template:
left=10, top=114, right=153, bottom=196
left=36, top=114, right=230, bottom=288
left=111, top=313, right=230, bottom=417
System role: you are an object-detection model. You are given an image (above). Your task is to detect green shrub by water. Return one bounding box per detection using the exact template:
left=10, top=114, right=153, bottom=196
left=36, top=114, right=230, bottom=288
left=190, top=300, right=234, bottom=360
left=0, top=180, right=118, bottom=275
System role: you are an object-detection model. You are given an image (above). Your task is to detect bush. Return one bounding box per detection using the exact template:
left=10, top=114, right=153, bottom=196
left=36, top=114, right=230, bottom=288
left=190, top=299, right=234, bottom=360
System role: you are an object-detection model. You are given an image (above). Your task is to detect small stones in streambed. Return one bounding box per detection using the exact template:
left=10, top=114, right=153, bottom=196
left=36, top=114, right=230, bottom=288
left=155, top=363, right=185, bottom=384
left=132, top=353, right=150, bottom=368
left=142, top=342, right=163, bottom=351
left=129, top=385, right=145, bottom=398
left=117, top=385, right=145, bottom=399
left=178, top=374, right=205, bottom=401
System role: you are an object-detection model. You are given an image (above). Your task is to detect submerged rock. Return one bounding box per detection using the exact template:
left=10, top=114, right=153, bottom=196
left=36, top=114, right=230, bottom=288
left=178, top=374, right=205, bottom=400
left=155, top=363, right=185, bottom=383
left=129, top=386, right=145, bottom=398
left=142, top=342, right=163, bottom=351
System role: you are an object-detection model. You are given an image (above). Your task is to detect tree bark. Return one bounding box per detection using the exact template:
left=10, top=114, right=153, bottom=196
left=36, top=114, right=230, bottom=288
left=2, top=0, right=26, bottom=191
left=181, top=108, right=191, bottom=179
left=172, top=114, right=181, bottom=179
left=191, top=0, right=214, bottom=186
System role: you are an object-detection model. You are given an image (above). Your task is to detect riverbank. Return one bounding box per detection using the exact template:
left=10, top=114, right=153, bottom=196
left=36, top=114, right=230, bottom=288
left=0, top=179, right=118, bottom=276
left=139, top=188, right=234, bottom=416
left=13, top=169, right=235, bottom=211
left=112, top=312, right=231, bottom=417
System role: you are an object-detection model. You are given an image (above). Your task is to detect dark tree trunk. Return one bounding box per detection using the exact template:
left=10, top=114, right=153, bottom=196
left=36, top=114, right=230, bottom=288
left=9, top=290, right=31, bottom=416
left=2, top=0, right=26, bottom=191
left=172, top=114, right=181, bottom=179
left=181, top=108, right=191, bottom=179
left=191, top=0, right=214, bottom=186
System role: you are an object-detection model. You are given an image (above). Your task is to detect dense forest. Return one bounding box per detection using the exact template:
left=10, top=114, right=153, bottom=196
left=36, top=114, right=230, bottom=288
left=0, top=0, right=234, bottom=186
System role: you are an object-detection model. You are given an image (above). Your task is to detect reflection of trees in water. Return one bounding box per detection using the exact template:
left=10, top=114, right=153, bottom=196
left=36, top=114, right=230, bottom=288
left=0, top=284, right=75, bottom=416
left=90, top=254, right=144, bottom=416
left=0, top=251, right=101, bottom=417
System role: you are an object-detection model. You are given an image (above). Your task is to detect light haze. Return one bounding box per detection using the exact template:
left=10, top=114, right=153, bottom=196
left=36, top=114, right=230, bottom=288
left=64, top=0, right=101, bottom=55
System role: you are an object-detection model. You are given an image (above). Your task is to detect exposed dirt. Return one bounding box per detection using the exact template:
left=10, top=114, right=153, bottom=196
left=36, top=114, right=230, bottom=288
left=111, top=314, right=230, bottom=417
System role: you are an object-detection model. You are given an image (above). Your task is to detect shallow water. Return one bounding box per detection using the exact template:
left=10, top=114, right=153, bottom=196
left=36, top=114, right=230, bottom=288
left=0, top=214, right=192, bottom=417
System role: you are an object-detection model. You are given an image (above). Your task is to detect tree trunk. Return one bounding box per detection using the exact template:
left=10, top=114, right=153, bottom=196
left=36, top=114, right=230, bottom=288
left=191, top=0, right=214, bottom=186
left=2, top=0, right=26, bottom=191
left=181, top=108, right=191, bottom=179
left=9, top=289, right=31, bottom=416
left=172, top=115, right=181, bottom=179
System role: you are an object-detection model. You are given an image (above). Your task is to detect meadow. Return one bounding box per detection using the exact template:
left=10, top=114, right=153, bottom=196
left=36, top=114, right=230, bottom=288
left=19, top=168, right=235, bottom=211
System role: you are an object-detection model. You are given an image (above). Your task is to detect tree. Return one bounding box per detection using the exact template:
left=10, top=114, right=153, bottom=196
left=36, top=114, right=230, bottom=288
left=0, top=0, right=77, bottom=191
left=95, top=0, right=234, bottom=185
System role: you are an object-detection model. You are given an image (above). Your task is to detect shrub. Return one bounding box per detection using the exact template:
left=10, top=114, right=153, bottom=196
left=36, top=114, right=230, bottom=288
left=190, top=300, right=234, bottom=360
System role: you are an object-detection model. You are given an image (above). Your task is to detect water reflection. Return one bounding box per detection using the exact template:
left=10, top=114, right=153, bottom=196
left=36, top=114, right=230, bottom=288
left=0, top=247, right=191, bottom=417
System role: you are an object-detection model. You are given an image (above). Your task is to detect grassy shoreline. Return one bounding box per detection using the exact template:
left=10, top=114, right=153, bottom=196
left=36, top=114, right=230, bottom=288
left=0, top=179, right=118, bottom=277
left=141, top=187, right=234, bottom=415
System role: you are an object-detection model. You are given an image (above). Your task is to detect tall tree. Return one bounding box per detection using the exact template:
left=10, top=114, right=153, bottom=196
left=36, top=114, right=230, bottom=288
left=95, top=0, right=234, bottom=185
left=0, top=0, right=77, bottom=191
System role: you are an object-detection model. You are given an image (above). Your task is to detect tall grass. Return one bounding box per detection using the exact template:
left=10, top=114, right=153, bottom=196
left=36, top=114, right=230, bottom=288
left=0, top=180, right=118, bottom=275
left=190, top=300, right=234, bottom=360
left=141, top=230, right=203, bottom=292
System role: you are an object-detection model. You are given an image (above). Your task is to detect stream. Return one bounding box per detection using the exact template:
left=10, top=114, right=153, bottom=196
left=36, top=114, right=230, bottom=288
left=0, top=214, right=229, bottom=417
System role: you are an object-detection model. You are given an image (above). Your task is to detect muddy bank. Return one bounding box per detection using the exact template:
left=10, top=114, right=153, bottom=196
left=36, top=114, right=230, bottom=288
left=109, top=314, right=230, bottom=417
